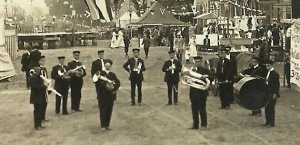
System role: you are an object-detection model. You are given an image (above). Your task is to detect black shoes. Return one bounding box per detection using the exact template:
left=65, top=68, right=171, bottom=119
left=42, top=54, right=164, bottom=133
left=188, top=126, right=199, bottom=130
left=262, top=124, right=275, bottom=128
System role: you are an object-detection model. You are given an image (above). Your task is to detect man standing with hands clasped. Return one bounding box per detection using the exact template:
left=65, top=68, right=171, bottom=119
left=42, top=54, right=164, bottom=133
left=162, top=50, right=182, bottom=105
left=263, top=60, right=280, bottom=127
left=123, top=48, right=146, bottom=106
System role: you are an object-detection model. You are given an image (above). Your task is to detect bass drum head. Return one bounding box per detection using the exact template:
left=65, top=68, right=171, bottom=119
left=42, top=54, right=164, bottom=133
left=234, top=78, right=270, bottom=110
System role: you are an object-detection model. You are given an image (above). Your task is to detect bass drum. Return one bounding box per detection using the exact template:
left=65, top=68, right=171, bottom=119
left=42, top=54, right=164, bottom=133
left=233, top=77, right=270, bottom=110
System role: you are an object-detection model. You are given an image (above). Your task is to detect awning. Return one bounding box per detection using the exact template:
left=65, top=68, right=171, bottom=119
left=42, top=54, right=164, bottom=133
left=194, top=13, right=218, bottom=20
left=274, top=1, right=291, bottom=8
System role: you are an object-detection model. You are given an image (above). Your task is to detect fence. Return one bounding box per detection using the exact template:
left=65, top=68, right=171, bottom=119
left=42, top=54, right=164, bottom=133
left=4, top=29, right=18, bottom=60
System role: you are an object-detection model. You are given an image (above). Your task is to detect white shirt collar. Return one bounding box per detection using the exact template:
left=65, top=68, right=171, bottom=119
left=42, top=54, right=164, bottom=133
left=253, top=64, right=259, bottom=68
left=225, top=54, right=230, bottom=59
left=73, top=59, right=79, bottom=62
left=104, top=70, right=110, bottom=74
left=134, top=57, right=139, bottom=60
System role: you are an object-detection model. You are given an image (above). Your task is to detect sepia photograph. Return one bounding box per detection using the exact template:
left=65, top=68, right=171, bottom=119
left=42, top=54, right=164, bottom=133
left=0, top=0, right=300, bottom=145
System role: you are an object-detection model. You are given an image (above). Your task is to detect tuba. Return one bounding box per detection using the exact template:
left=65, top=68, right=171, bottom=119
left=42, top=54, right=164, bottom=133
left=181, top=66, right=209, bottom=90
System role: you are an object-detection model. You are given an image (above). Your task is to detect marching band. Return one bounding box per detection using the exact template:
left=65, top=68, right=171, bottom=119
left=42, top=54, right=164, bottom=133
left=23, top=45, right=279, bottom=131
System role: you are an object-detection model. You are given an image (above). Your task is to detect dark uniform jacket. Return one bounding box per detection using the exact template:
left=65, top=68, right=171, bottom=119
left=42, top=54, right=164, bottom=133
left=30, top=74, right=47, bottom=104
left=267, top=70, right=280, bottom=97
left=51, top=64, right=69, bottom=90
left=98, top=71, right=121, bottom=101
left=162, top=59, right=182, bottom=83
left=227, top=54, right=237, bottom=76
left=29, top=49, right=41, bottom=68
left=203, top=38, right=210, bottom=48
left=68, top=60, right=87, bottom=79
left=21, top=51, right=30, bottom=72
left=123, top=57, right=146, bottom=82
left=142, top=38, right=151, bottom=48
left=190, top=67, right=210, bottom=98
left=216, top=58, right=233, bottom=82
left=242, top=65, right=267, bottom=78
left=91, top=59, right=106, bottom=76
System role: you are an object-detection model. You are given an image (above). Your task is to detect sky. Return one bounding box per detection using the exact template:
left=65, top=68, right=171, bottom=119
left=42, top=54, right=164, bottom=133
left=0, top=0, right=49, bottom=17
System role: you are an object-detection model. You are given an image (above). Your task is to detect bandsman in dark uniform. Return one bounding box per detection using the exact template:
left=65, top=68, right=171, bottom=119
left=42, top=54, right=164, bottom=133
left=263, top=60, right=280, bottom=127
left=123, top=48, right=146, bottom=106
left=51, top=56, right=70, bottom=115
left=162, top=50, right=182, bottom=105
left=239, top=57, right=267, bottom=117
left=284, top=56, right=291, bottom=88
left=91, top=50, right=106, bottom=100
left=216, top=49, right=232, bottom=110
left=29, top=44, right=41, bottom=69
left=95, top=59, right=120, bottom=131
left=225, top=46, right=237, bottom=104
left=38, top=56, right=49, bottom=122
left=188, top=56, right=211, bottom=129
left=21, top=45, right=31, bottom=89
left=30, top=66, right=48, bottom=130
left=68, top=51, right=86, bottom=112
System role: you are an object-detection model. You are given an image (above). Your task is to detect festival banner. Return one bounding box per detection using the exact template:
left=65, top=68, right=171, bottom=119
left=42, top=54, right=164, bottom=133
left=290, top=19, right=300, bottom=89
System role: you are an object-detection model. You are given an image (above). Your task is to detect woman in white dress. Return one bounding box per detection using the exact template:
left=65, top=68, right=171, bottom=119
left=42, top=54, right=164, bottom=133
left=110, top=29, right=118, bottom=49
left=189, top=35, right=197, bottom=63
left=117, top=29, right=125, bottom=48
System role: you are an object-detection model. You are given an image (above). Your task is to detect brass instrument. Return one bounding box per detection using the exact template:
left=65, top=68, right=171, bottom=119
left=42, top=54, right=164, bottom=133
left=71, top=65, right=86, bottom=77
left=29, top=69, right=62, bottom=97
left=181, top=66, right=210, bottom=90
left=92, top=72, right=114, bottom=84
left=58, top=67, right=70, bottom=79
left=71, top=65, right=86, bottom=72
left=92, top=72, right=116, bottom=93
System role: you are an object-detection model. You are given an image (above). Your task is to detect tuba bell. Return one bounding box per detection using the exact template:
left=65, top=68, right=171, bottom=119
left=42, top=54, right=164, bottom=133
left=181, top=66, right=209, bottom=90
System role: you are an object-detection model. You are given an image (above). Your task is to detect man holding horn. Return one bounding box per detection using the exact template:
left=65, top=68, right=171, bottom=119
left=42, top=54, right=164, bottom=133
left=183, top=56, right=211, bottom=129
left=162, top=50, right=182, bottom=105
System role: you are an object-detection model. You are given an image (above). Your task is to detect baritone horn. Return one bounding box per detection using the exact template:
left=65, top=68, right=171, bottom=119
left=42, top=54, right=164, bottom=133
left=92, top=72, right=114, bottom=84
left=181, top=66, right=210, bottom=90
left=71, top=65, right=86, bottom=72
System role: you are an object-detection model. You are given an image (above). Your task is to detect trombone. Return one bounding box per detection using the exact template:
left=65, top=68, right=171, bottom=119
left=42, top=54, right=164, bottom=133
left=30, top=69, right=62, bottom=97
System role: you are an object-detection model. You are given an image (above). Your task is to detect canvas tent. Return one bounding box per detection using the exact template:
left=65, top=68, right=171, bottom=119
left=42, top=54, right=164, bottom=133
left=133, top=1, right=187, bottom=26
left=0, top=18, right=15, bottom=81
left=119, top=11, right=139, bottom=28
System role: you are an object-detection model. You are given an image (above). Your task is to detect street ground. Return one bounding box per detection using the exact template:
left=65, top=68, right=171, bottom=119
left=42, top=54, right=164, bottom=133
left=0, top=46, right=299, bottom=145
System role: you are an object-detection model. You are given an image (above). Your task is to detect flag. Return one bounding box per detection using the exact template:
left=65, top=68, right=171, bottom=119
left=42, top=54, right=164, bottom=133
left=84, top=0, right=101, bottom=20
left=95, top=0, right=114, bottom=22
